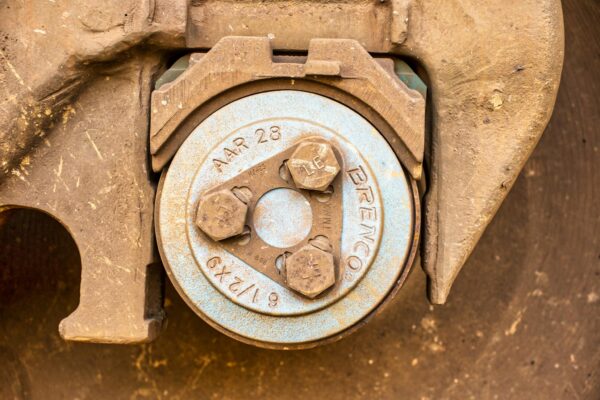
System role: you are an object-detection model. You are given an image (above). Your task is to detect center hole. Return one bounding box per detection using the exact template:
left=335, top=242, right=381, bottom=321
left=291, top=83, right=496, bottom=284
left=253, top=188, right=313, bottom=248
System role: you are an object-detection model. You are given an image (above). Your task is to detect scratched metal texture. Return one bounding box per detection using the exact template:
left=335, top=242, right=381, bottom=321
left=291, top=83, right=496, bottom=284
left=0, top=0, right=598, bottom=398
left=156, top=91, right=414, bottom=346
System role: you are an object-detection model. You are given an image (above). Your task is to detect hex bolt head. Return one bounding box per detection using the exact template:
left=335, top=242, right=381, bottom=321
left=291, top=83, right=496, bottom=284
left=195, top=189, right=248, bottom=241
left=288, top=141, right=341, bottom=191
left=285, top=245, right=336, bottom=298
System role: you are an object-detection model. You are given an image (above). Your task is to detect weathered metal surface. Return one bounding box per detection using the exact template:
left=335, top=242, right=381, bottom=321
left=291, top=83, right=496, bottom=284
left=0, top=0, right=563, bottom=345
left=408, top=2, right=564, bottom=303
left=0, top=0, right=187, bottom=177
left=149, top=37, right=425, bottom=178
left=185, top=0, right=411, bottom=51
left=286, top=245, right=337, bottom=299
left=195, top=189, right=249, bottom=241
left=156, top=91, right=417, bottom=347
left=150, top=0, right=565, bottom=304
left=0, top=1, right=593, bottom=397
left=287, top=141, right=341, bottom=191
left=0, top=53, right=166, bottom=343
left=0, top=0, right=187, bottom=343
left=253, top=188, right=313, bottom=249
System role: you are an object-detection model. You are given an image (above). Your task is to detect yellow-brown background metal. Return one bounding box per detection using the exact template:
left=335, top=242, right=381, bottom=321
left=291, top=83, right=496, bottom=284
left=1, top=0, right=595, bottom=398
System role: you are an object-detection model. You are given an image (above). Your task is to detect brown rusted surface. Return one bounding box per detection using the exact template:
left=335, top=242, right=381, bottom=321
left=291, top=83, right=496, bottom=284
left=0, top=0, right=186, bottom=178
left=286, top=245, right=336, bottom=299
left=0, top=0, right=592, bottom=396
left=0, top=53, right=166, bottom=343
left=410, top=1, right=564, bottom=303
left=195, top=189, right=248, bottom=241
left=149, top=37, right=425, bottom=178
left=0, top=0, right=187, bottom=343
left=0, top=0, right=563, bottom=345
left=185, top=0, right=410, bottom=52
left=0, top=29, right=597, bottom=395
left=288, top=141, right=341, bottom=192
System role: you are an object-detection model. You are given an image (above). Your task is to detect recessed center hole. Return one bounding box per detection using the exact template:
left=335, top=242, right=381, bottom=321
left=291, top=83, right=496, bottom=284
left=253, top=188, right=313, bottom=248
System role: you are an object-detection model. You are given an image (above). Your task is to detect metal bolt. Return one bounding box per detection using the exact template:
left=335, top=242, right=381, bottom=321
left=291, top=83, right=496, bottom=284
left=285, top=245, right=336, bottom=298
left=287, top=141, right=340, bottom=191
left=195, top=189, right=248, bottom=241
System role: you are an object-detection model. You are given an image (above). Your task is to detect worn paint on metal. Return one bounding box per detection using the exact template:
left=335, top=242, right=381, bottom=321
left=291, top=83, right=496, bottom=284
left=156, top=91, right=415, bottom=347
left=253, top=188, right=313, bottom=249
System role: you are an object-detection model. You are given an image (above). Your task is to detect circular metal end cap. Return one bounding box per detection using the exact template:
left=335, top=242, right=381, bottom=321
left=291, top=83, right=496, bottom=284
left=157, top=90, right=417, bottom=348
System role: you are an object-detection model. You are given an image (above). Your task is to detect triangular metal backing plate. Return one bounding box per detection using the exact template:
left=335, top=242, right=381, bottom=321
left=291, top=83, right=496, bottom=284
left=201, top=139, right=343, bottom=287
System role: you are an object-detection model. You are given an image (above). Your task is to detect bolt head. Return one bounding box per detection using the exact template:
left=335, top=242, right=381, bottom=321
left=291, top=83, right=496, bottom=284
left=286, top=246, right=336, bottom=298
left=195, top=189, right=248, bottom=241
left=288, top=141, right=340, bottom=191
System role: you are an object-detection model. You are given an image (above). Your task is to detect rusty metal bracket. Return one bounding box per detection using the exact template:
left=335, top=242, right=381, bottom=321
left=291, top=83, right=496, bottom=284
left=150, top=36, right=426, bottom=179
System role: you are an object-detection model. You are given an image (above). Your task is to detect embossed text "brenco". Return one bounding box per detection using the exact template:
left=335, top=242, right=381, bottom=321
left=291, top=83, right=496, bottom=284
left=345, top=165, right=378, bottom=281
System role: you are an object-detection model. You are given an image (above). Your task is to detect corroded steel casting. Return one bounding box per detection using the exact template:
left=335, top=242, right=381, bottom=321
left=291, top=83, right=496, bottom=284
left=0, top=0, right=563, bottom=346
